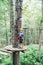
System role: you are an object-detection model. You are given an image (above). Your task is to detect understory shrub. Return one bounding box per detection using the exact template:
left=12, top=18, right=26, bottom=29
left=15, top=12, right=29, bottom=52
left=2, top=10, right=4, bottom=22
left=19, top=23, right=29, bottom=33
left=20, top=44, right=43, bottom=65
left=0, top=44, right=43, bottom=65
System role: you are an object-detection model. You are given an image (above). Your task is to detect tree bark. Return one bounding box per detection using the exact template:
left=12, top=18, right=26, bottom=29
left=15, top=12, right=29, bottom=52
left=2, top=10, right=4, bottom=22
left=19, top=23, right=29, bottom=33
left=10, top=0, right=23, bottom=65
left=10, top=0, right=23, bottom=47
left=12, top=52, right=20, bottom=65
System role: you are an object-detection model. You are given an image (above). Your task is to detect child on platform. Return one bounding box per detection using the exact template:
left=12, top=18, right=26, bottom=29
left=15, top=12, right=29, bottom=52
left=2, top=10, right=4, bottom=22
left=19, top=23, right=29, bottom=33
left=17, top=28, right=24, bottom=48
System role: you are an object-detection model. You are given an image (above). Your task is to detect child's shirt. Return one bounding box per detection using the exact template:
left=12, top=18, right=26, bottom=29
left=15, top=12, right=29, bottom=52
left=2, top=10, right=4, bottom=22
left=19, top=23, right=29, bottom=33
left=18, top=32, right=24, bottom=43
left=18, top=32, right=24, bottom=40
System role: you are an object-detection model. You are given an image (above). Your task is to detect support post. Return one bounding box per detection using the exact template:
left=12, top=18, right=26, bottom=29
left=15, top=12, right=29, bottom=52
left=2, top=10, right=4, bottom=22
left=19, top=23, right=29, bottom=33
left=13, top=52, right=20, bottom=65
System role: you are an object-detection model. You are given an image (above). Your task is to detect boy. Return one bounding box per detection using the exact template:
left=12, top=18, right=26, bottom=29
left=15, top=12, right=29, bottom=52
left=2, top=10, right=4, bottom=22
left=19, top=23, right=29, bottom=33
left=17, top=28, right=24, bottom=48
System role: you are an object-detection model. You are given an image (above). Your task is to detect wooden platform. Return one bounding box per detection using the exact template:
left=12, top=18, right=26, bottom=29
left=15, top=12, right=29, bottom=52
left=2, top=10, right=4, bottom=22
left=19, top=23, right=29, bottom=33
left=5, top=45, right=27, bottom=52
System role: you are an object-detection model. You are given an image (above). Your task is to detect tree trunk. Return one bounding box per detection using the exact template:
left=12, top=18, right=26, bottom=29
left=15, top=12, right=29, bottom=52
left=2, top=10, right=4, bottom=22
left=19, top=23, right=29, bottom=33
left=5, top=21, right=8, bottom=45
left=10, top=0, right=23, bottom=47
left=10, top=0, right=17, bottom=47
left=10, top=0, right=23, bottom=65
left=12, top=52, right=20, bottom=65
left=4, top=12, right=8, bottom=45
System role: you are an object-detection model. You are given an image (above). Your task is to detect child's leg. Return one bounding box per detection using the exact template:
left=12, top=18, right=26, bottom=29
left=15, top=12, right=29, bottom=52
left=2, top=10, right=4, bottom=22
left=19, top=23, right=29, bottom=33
left=18, top=40, right=21, bottom=48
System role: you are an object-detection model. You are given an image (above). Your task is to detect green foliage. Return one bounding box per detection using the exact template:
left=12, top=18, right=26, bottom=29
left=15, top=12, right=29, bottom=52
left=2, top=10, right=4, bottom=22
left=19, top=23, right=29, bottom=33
left=0, top=0, right=43, bottom=65
left=0, top=44, right=43, bottom=65
left=0, top=58, right=3, bottom=63
left=20, top=44, right=43, bottom=65
left=0, top=0, right=10, bottom=46
left=0, top=54, right=12, bottom=65
left=0, top=0, right=42, bottom=46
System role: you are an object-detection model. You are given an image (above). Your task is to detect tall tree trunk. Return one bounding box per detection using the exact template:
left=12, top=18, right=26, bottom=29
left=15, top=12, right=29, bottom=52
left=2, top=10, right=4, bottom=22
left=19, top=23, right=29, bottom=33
left=10, top=0, right=17, bottom=47
left=10, top=0, right=23, bottom=65
left=5, top=21, right=8, bottom=45
left=10, top=0, right=23, bottom=47
left=4, top=12, right=8, bottom=45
